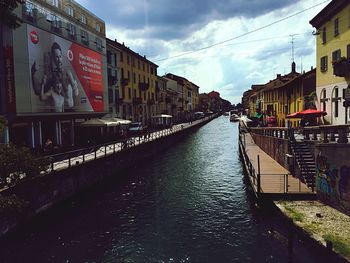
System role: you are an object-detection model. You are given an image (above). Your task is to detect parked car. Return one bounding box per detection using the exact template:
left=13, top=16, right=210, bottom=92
left=128, top=122, right=144, bottom=134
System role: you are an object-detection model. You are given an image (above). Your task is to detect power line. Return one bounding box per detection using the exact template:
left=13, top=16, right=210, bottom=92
left=153, top=0, right=331, bottom=62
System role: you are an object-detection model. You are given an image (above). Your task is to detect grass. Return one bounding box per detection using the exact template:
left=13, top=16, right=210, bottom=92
left=323, top=233, right=350, bottom=258
left=284, top=205, right=305, bottom=222
left=305, top=221, right=322, bottom=234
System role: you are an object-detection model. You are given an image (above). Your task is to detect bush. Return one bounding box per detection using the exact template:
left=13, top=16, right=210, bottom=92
left=0, top=143, right=50, bottom=187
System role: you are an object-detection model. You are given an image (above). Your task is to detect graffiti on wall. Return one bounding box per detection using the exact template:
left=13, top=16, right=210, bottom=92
left=316, top=154, right=350, bottom=213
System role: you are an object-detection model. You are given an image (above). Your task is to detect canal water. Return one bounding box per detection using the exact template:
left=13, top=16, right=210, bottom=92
left=1, top=117, right=322, bottom=262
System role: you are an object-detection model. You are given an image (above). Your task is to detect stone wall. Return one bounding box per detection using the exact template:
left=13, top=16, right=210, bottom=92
left=314, top=144, right=350, bottom=216
left=0, top=118, right=214, bottom=238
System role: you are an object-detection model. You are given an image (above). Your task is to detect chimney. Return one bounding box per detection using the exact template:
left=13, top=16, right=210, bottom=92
left=291, top=61, right=296, bottom=73
left=277, top=74, right=281, bottom=80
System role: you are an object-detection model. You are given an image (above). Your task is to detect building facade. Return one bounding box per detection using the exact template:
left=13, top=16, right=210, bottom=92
left=310, top=0, right=350, bottom=125
left=1, top=0, right=108, bottom=149
left=107, top=39, right=158, bottom=124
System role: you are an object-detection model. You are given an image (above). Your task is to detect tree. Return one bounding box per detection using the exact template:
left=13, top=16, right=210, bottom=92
left=0, top=115, right=50, bottom=187
left=0, top=143, right=50, bottom=186
left=0, top=0, right=24, bottom=29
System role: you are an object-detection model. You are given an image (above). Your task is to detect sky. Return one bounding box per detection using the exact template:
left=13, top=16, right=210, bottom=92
left=76, top=0, right=330, bottom=104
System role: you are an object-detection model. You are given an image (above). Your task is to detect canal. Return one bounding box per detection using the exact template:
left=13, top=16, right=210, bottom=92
left=1, top=116, right=322, bottom=262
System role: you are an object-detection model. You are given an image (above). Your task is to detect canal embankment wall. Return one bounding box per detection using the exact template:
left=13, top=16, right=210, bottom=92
left=0, top=116, right=217, bottom=238
left=250, top=133, right=289, bottom=170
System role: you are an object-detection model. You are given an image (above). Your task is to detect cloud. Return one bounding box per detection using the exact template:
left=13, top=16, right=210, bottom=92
left=76, top=0, right=329, bottom=104
left=78, top=0, right=300, bottom=40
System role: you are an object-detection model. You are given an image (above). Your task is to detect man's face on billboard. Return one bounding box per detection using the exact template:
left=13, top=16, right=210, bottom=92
left=52, top=48, right=63, bottom=71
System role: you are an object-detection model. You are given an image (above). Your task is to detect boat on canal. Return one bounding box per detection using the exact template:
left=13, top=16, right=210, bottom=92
left=230, top=113, right=240, bottom=122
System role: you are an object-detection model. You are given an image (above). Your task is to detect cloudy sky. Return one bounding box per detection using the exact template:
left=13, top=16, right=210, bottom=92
left=76, top=0, right=330, bottom=104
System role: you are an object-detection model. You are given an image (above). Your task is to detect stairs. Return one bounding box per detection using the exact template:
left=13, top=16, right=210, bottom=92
left=289, top=141, right=316, bottom=190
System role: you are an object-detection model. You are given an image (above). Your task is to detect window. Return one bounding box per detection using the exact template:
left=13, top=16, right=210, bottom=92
left=133, top=73, right=136, bottom=83
left=347, top=44, right=350, bottom=59
left=107, top=51, right=111, bottom=64
left=66, top=5, right=74, bottom=16
left=80, top=14, right=87, bottom=24
left=51, top=0, right=61, bottom=8
left=51, top=15, right=62, bottom=33
left=138, top=60, right=140, bottom=69
left=120, top=51, right=123, bottom=62
left=332, top=87, right=340, bottom=118
left=332, top=49, right=341, bottom=62
left=322, top=27, right=326, bottom=44
left=81, top=30, right=88, bottom=45
left=127, top=55, right=130, bottom=65
left=334, top=18, right=339, bottom=36
left=67, top=23, right=76, bottom=39
left=320, top=56, right=328, bottom=72
left=96, top=24, right=101, bottom=32
left=95, top=37, right=102, bottom=51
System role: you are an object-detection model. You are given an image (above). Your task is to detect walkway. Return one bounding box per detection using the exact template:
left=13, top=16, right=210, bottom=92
left=240, top=132, right=313, bottom=195
left=48, top=116, right=215, bottom=172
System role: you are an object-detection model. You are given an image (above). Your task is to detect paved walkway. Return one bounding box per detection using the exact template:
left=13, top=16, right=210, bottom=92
left=241, top=132, right=313, bottom=194
left=49, top=116, right=214, bottom=172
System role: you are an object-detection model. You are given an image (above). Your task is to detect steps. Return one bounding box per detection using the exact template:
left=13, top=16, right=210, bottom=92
left=289, top=141, right=316, bottom=190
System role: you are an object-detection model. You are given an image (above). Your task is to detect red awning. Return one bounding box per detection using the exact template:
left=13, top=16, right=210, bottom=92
left=286, top=112, right=300, bottom=118
left=287, top=109, right=327, bottom=118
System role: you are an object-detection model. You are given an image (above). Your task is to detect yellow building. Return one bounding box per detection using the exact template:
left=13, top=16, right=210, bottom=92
left=107, top=40, right=158, bottom=124
left=261, top=63, right=300, bottom=127
left=310, top=0, right=350, bottom=125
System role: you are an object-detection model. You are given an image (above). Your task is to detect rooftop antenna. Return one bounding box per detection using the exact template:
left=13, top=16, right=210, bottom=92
left=290, top=34, right=296, bottom=63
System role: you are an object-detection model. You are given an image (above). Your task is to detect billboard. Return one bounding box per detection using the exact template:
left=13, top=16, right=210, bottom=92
left=27, top=25, right=104, bottom=113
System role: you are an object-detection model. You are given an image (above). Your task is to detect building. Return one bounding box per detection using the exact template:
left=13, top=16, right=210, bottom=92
left=156, top=76, right=168, bottom=115
left=199, top=93, right=211, bottom=113
left=106, top=38, right=119, bottom=117
left=106, top=39, right=158, bottom=124
left=310, top=0, right=350, bottom=125
left=1, top=0, right=107, bottom=149
left=164, top=73, right=201, bottom=121
left=246, top=85, right=264, bottom=119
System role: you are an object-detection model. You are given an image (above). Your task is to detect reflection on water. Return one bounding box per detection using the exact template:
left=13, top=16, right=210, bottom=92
left=0, top=117, right=322, bottom=262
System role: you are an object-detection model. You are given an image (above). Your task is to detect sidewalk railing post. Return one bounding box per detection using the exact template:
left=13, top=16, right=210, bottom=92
left=257, top=155, right=261, bottom=193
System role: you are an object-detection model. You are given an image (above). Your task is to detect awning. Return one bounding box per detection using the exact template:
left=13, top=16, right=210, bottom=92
left=78, top=118, right=120, bottom=127
left=255, top=112, right=263, bottom=118
left=287, top=109, right=327, bottom=118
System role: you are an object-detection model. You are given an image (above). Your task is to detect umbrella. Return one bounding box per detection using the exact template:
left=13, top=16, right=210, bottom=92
left=103, top=117, right=132, bottom=125
left=78, top=118, right=120, bottom=127
left=152, top=114, right=173, bottom=118
left=295, top=109, right=327, bottom=118
left=286, top=112, right=301, bottom=118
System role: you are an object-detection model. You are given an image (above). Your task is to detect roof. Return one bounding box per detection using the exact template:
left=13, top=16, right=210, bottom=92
left=310, top=0, right=349, bottom=28
left=106, top=38, right=158, bottom=68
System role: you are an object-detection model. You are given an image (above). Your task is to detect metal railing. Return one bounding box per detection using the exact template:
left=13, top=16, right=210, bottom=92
left=239, top=132, right=306, bottom=195
left=42, top=115, right=217, bottom=173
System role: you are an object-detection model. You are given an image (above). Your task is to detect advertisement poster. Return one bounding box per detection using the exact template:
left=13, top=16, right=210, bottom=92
left=28, top=25, right=104, bottom=113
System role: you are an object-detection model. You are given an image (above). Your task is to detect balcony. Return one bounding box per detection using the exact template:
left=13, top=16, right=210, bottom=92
left=139, top=82, right=150, bottom=91
left=108, top=76, right=117, bottom=86
left=121, top=78, right=129, bottom=87
left=132, top=97, right=142, bottom=105
left=333, top=58, right=350, bottom=77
